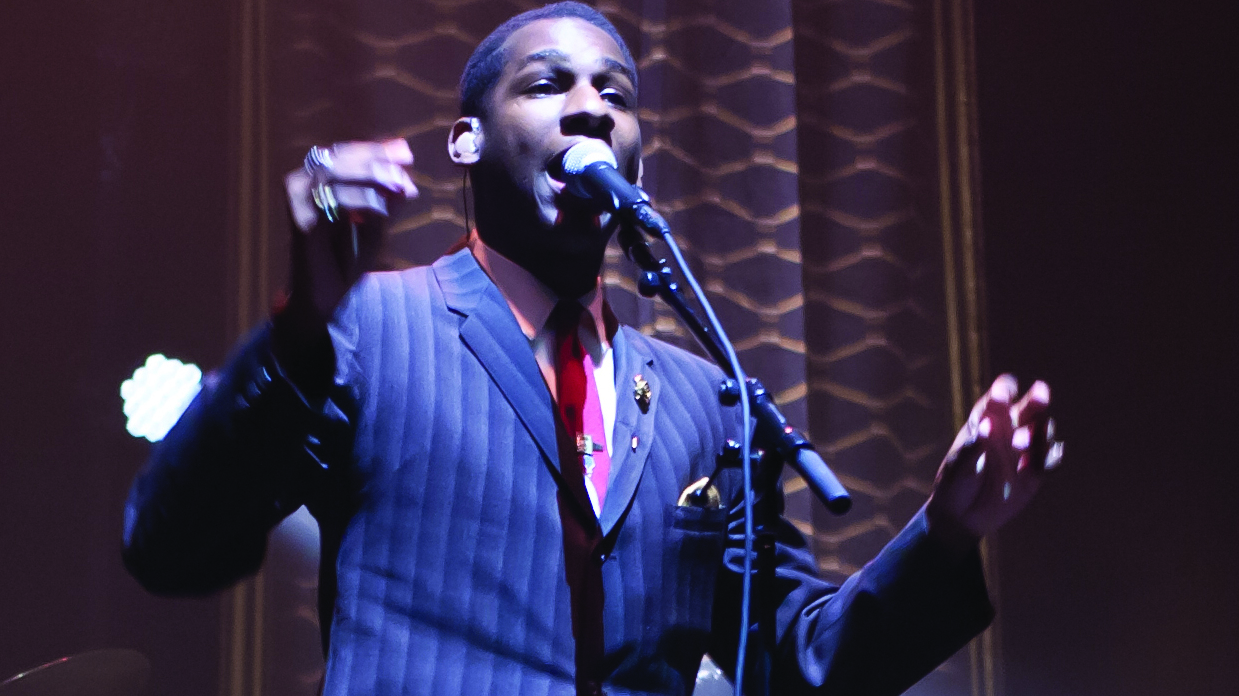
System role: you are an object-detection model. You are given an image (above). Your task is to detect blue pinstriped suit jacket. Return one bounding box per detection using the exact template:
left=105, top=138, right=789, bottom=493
left=124, top=249, right=994, bottom=695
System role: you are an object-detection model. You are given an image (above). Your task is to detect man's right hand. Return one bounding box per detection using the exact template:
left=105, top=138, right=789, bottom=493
left=283, top=138, right=418, bottom=325
left=275, top=139, right=417, bottom=390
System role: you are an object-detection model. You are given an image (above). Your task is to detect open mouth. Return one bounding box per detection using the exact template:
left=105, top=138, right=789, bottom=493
left=544, top=165, right=595, bottom=217
left=544, top=145, right=614, bottom=231
left=545, top=170, right=567, bottom=196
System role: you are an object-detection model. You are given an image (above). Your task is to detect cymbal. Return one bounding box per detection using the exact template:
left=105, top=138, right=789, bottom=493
left=0, top=650, right=149, bottom=696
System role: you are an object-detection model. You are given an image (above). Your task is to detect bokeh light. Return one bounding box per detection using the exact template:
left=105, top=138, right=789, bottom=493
left=120, top=354, right=202, bottom=442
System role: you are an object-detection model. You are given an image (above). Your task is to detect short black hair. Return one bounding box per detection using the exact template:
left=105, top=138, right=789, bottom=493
left=458, top=1, right=637, bottom=118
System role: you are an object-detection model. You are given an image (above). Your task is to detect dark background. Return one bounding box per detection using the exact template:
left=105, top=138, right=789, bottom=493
left=3, top=0, right=1236, bottom=694
left=976, top=1, right=1239, bottom=694
left=3, top=0, right=230, bottom=691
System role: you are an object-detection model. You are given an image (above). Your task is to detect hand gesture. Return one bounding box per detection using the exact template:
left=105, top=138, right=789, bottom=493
left=926, top=375, right=1064, bottom=547
left=283, top=139, right=419, bottom=324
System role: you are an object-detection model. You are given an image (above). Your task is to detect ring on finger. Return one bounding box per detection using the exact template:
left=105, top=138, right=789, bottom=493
left=1045, top=440, right=1065, bottom=470
left=311, top=182, right=340, bottom=223
left=304, top=145, right=335, bottom=178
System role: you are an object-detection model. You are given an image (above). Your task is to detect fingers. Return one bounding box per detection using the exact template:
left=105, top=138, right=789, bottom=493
left=933, top=376, right=1008, bottom=518
left=930, top=374, right=1060, bottom=538
left=380, top=138, right=414, bottom=165
left=306, top=138, right=419, bottom=198
left=941, top=373, right=1016, bottom=492
left=977, top=388, right=1017, bottom=505
left=331, top=184, right=389, bottom=218
left=1009, top=380, right=1051, bottom=473
left=990, top=373, right=1020, bottom=404
left=964, top=373, right=1011, bottom=431
left=1011, top=380, right=1050, bottom=430
left=286, top=169, right=319, bottom=232
left=1013, top=381, right=1048, bottom=472
left=938, top=421, right=983, bottom=484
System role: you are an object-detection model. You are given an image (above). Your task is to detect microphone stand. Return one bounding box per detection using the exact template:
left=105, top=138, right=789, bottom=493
left=615, top=221, right=852, bottom=696
left=615, top=224, right=851, bottom=514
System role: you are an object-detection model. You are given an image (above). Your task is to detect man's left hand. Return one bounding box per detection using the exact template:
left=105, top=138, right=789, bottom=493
left=926, top=374, right=1063, bottom=549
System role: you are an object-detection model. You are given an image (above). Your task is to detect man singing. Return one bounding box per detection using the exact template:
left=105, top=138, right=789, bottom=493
left=123, top=3, right=1059, bottom=694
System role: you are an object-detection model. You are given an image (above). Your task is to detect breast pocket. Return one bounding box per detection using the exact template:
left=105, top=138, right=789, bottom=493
left=661, top=504, right=729, bottom=632
left=669, top=504, right=728, bottom=534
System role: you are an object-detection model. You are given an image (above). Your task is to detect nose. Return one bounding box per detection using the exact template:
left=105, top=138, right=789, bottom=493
left=560, top=83, right=614, bottom=142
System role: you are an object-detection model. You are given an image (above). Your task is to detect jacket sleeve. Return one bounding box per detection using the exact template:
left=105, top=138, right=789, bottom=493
left=707, top=487, right=994, bottom=695
left=121, top=295, right=363, bottom=596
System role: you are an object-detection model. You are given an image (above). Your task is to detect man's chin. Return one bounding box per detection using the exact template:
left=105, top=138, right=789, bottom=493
left=550, top=208, right=606, bottom=231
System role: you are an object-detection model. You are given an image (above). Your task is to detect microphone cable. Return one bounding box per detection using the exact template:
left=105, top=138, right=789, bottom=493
left=654, top=230, right=755, bottom=696
left=558, top=140, right=758, bottom=692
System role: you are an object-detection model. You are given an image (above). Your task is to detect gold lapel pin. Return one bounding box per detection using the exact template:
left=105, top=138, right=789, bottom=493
left=633, top=374, right=651, bottom=412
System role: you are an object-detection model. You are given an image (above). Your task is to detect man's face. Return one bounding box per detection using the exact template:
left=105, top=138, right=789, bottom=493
left=471, top=17, right=641, bottom=268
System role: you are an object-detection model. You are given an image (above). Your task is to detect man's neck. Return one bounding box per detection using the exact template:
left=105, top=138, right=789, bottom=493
left=467, top=231, right=613, bottom=347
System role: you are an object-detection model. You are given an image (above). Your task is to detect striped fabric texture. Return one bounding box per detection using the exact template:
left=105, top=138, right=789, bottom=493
left=123, top=250, right=994, bottom=696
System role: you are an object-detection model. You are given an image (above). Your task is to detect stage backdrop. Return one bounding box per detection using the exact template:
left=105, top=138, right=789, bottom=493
left=216, top=1, right=997, bottom=695
left=9, top=2, right=1237, bottom=696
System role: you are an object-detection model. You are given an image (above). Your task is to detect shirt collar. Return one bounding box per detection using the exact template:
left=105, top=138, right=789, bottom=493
left=467, top=232, right=612, bottom=349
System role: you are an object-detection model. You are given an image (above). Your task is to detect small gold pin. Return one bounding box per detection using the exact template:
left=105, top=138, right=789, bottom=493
left=633, top=374, right=651, bottom=412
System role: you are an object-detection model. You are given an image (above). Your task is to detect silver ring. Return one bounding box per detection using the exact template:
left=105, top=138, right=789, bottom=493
left=1045, top=440, right=1064, bottom=470
left=311, top=182, right=340, bottom=223
left=304, top=145, right=335, bottom=177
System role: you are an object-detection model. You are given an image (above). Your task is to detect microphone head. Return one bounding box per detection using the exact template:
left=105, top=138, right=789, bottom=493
left=560, top=140, right=618, bottom=176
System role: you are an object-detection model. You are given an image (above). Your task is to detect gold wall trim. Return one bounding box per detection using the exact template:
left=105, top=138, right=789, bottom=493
left=224, top=0, right=271, bottom=689
left=933, top=0, right=999, bottom=693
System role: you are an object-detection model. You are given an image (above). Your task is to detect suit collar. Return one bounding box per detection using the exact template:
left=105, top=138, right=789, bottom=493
left=433, top=250, right=561, bottom=474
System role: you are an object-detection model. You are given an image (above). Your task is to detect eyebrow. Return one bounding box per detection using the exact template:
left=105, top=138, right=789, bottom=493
left=517, top=49, right=637, bottom=85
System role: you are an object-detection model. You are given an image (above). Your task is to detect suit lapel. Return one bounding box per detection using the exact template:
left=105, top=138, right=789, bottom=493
left=600, top=326, right=659, bottom=537
left=433, top=251, right=560, bottom=474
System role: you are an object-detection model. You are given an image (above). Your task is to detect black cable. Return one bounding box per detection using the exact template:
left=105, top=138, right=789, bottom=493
left=462, top=169, right=471, bottom=234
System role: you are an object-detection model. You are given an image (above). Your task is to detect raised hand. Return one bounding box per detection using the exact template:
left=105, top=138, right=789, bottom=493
left=283, top=138, right=419, bottom=324
left=274, top=139, right=418, bottom=389
left=926, top=375, right=1064, bottom=548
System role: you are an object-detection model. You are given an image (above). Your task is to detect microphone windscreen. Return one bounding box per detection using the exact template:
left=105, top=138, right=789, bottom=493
left=561, top=140, right=618, bottom=175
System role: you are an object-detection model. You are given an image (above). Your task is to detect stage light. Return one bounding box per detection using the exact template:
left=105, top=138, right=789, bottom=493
left=120, top=354, right=202, bottom=442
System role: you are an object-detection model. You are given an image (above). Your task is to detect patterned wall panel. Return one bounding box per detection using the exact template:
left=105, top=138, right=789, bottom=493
left=270, top=0, right=537, bottom=270
left=791, top=0, right=992, bottom=694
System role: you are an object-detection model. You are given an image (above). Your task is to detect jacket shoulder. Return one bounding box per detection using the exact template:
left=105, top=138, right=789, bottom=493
left=620, top=326, right=726, bottom=393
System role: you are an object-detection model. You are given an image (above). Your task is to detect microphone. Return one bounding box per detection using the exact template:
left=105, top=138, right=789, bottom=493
left=558, top=141, right=670, bottom=236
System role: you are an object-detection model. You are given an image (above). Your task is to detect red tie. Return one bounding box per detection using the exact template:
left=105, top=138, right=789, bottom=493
left=550, top=301, right=606, bottom=696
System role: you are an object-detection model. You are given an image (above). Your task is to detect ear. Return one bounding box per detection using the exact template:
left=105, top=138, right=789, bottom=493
left=448, top=117, right=483, bottom=166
